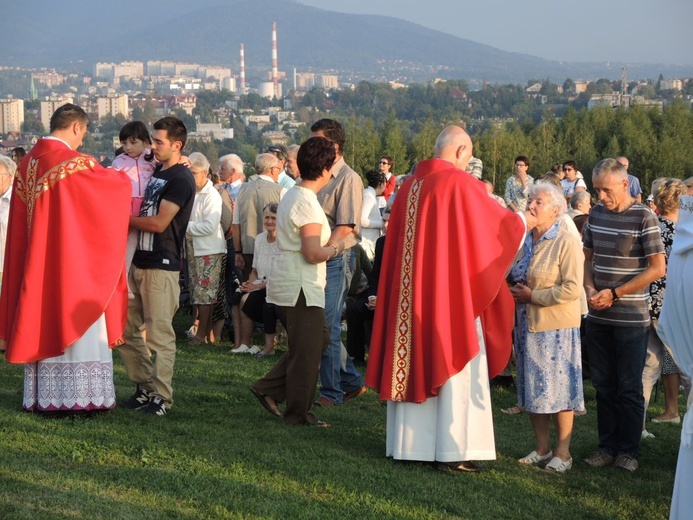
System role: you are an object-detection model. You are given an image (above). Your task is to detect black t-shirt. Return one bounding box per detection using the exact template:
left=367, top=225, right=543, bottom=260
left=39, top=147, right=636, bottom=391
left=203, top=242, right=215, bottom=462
left=133, top=163, right=195, bottom=271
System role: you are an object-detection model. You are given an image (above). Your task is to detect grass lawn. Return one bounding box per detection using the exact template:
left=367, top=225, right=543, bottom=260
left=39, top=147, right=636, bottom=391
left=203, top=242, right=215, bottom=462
left=0, top=316, right=683, bottom=519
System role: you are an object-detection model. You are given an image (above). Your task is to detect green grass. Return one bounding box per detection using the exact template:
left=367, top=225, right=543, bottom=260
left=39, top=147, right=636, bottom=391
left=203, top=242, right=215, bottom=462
left=0, top=317, right=683, bottom=519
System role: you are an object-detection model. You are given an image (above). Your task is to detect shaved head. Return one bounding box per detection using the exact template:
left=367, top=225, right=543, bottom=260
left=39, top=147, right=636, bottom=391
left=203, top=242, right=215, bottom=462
left=434, top=126, right=473, bottom=171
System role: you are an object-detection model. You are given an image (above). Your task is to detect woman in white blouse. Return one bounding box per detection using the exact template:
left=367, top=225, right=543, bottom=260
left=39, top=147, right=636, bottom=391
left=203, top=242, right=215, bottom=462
left=251, top=137, right=344, bottom=427
left=186, top=153, right=227, bottom=344
left=361, top=170, right=386, bottom=260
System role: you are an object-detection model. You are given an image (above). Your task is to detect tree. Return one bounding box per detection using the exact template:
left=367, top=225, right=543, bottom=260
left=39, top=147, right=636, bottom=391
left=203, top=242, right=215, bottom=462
left=409, top=119, right=440, bottom=164
left=21, top=119, right=44, bottom=135
left=380, top=113, right=409, bottom=174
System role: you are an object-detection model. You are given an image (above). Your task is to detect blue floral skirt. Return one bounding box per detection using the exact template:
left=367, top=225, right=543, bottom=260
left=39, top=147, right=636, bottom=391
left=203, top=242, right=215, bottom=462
left=514, top=303, right=585, bottom=414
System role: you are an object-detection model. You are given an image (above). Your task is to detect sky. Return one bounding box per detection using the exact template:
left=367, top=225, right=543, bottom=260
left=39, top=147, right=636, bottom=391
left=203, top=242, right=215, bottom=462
left=297, top=0, right=692, bottom=66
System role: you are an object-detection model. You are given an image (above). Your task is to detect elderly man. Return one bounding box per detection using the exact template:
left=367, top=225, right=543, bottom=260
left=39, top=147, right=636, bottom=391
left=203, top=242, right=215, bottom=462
left=310, top=118, right=366, bottom=406
left=583, top=158, right=665, bottom=472
left=616, top=156, right=642, bottom=203
left=286, top=144, right=300, bottom=180
left=366, top=126, right=533, bottom=472
left=232, top=153, right=285, bottom=279
left=267, top=145, right=296, bottom=190
left=218, top=153, right=245, bottom=201
left=0, top=103, right=131, bottom=415
left=0, top=155, right=17, bottom=295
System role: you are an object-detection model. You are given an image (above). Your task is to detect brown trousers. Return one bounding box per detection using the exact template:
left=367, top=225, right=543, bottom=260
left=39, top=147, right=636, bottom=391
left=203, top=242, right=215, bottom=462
left=253, top=290, right=329, bottom=425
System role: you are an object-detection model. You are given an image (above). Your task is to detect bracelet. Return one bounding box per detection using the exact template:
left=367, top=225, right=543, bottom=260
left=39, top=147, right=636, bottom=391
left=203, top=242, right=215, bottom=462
left=331, top=244, right=339, bottom=257
left=235, top=250, right=242, bottom=254
left=610, top=287, right=620, bottom=302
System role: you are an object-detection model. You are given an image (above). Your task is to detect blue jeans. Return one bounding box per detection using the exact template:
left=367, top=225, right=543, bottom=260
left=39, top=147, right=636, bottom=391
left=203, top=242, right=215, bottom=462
left=319, top=251, right=363, bottom=404
left=586, top=320, right=649, bottom=458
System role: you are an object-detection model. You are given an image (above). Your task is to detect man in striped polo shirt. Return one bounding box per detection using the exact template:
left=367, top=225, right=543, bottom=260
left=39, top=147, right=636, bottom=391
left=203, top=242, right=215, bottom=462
left=582, top=158, right=665, bottom=472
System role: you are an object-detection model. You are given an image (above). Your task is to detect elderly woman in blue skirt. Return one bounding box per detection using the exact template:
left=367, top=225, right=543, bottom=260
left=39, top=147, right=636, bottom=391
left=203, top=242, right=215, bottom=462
left=508, top=183, right=585, bottom=473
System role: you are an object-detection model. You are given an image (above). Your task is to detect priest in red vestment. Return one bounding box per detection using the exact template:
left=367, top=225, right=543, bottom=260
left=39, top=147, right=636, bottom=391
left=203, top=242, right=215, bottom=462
left=0, top=103, right=131, bottom=414
left=365, top=126, right=534, bottom=472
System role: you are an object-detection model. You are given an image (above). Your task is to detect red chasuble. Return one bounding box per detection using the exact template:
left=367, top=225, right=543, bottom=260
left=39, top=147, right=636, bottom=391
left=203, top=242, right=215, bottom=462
left=365, top=159, right=526, bottom=403
left=0, top=138, right=131, bottom=363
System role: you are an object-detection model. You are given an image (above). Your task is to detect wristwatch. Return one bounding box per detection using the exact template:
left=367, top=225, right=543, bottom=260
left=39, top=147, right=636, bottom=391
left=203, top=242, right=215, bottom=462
left=610, top=287, right=620, bottom=302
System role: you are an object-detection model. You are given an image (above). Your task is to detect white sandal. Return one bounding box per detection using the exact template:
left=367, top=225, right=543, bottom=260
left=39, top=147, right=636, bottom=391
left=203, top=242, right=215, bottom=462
left=545, top=456, right=573, bottom=473
left=519, top=450, right=553, bottom=464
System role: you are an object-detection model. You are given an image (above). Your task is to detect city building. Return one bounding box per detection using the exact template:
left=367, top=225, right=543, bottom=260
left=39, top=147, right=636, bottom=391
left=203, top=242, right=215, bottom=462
left=0, top=99, right=24, bottom=134
left=316, top=74, right=339, bottom=89
left=193, top=123, right=234, bottom=140
left=97, top=94, right=129, bottom=119
left=40, top=97, right=72, bottom=130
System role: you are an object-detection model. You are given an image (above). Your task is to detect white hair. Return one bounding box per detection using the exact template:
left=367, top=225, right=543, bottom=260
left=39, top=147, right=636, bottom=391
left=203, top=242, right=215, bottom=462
left=188, top=152, right=210, bottom=173
left=529, top=183, right=566, bottom=217
left=0, top=155, right=17, bottom=176
left=219, top=153, right=243, bottom=173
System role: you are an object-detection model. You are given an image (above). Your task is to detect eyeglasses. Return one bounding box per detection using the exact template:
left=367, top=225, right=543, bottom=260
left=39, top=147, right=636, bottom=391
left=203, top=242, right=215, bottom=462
left=379, top=161, right=390, bottom=165
left=515, top=163, right=527, bottom=167
left=562, top=167, right=574, bottom=172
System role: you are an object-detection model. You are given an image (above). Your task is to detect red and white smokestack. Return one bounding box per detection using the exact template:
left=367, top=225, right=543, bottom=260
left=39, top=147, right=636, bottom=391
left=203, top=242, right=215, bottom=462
left=240, top=43, right=246, bottom=94
left=272, top=22, right=278, bottom=98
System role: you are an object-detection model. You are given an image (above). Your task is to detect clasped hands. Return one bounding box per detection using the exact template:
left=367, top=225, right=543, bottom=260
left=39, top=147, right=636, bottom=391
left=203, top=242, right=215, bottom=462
left=509, top=282, right=532, bottom=304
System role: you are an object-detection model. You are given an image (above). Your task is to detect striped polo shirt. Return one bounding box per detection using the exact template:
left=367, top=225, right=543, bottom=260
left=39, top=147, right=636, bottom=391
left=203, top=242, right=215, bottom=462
left=583, top=202, right=664, bottom=327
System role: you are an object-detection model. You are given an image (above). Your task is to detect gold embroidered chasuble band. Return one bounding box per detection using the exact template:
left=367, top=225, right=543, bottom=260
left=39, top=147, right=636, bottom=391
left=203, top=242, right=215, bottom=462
left=14, top=155, right=95, bottom=232
left=391, top=178, right=422, bottom=401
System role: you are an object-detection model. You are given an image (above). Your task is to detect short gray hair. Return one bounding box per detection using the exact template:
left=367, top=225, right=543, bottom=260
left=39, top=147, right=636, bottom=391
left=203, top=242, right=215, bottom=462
left=593, top=158, right=627, bottom=181
left=188, top=152, right=210, bottom=173
left=255, top=153, right=279, bottom=175
left=529, top=183, right=566, bottom=217
left=287, top=144, right=300, bottom=159
left=0, top=155, right=17, bottom=177
left=219, top=153, right=243, bottom=173
left=570, top=190, right=591, bottom=209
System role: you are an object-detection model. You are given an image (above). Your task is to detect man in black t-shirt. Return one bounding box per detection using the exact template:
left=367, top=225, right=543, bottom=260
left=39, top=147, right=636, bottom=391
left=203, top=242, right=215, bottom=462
left=117, top=117, right=195, bottom=416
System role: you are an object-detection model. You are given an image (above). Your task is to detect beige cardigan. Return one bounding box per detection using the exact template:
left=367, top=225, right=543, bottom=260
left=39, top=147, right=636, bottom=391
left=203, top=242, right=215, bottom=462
left=520, top=226, right=585, bottom=332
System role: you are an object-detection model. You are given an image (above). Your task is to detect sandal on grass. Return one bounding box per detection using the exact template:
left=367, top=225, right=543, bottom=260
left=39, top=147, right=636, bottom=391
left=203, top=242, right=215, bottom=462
left=519, top=450, right=553, bottom=464
left=545, top=456, right=572, bottom=473
left=501, top=405, right=525, bottom=415
left=250, top=388, right=282, bottom=418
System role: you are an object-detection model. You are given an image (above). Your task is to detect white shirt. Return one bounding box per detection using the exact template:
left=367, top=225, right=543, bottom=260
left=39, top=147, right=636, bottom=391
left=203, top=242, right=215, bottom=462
left=252, top=231, right=279, bottom=280
left=0, top=186, right=12, bottom=276
left=561, top=177, right=587, bottom=197
left=186, top=179, right=226, bottom=255
left=267, top=186, right=330, bottom=308
left=361, top=186, right=383, bottom=259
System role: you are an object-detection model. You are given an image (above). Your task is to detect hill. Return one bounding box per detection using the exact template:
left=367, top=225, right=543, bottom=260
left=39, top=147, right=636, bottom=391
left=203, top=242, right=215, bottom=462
left=2, top=0, right=691, bottom=83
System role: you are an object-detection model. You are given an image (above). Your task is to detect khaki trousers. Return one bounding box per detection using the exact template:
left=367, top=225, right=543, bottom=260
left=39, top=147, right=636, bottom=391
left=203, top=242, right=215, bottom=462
left=117, top=267, right=180, bottom=407
left=253, top=290, right=329, bottom=425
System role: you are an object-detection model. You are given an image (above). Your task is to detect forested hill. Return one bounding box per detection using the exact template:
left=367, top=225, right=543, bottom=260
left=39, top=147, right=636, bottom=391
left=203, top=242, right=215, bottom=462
left=2, top=0, right=690, bottom=82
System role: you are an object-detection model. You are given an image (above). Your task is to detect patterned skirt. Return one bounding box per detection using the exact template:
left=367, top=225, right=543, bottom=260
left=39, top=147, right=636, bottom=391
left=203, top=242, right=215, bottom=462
left=23, top=315, right=115, bottom=413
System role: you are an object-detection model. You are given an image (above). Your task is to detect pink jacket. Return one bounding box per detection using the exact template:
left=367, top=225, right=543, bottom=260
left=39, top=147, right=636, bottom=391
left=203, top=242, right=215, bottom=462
left=111, top=151, right=156, bottom=199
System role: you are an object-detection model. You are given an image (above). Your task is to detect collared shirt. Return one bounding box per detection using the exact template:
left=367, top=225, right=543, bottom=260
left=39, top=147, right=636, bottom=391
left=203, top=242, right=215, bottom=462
left=221, top=178, right=243, bottom=201
left=277, top=170, right=296, bottom=190
left=0, top=186, right=12, bottom=277
left=317, top=157, right=363, bottom=249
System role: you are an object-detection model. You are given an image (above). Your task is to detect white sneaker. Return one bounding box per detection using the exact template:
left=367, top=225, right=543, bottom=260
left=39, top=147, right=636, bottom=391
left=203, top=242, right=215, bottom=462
left=230, top=344, right=250, bottom=354
left=641, top=430, right=655, bottom=439
left=247, top=345, right=262, bottom=355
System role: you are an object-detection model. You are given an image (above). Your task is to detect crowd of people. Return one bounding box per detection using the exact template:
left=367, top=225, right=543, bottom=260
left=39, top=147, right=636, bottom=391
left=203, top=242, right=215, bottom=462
left=1, top=104, right=692, bottom=514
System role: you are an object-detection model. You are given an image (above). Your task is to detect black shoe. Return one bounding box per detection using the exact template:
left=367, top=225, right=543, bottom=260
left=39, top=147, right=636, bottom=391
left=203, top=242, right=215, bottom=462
left=490, top=375, right=515, bottom=389
left=143, top=396, right=167, bottom=416
left=120, top=387, right=150, bottom=410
